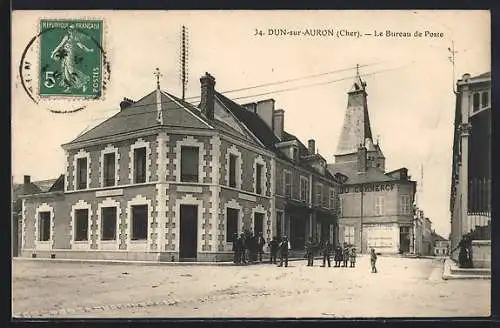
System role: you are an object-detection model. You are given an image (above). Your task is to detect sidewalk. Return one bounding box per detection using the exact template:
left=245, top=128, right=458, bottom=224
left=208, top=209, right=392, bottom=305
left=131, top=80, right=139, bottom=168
left=13, top=255, right=327, bottom=267
left=442, top=257, right=491, bottom=280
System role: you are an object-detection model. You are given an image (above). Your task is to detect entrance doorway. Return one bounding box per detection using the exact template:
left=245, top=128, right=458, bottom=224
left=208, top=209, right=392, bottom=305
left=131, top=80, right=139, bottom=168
left=321, top=221, right=330, bottom=243
left=254, top=212, right=264, bottom=236
left=290, top=216, right=305, bottom=250
left=399, top=226, right=411, bottom=253
left=179, top=205, right=198, bottom=260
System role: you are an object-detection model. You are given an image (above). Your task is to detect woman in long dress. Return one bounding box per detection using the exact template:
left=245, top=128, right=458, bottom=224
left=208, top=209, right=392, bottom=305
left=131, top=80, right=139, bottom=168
left=50, top=25, right=94, bottom=93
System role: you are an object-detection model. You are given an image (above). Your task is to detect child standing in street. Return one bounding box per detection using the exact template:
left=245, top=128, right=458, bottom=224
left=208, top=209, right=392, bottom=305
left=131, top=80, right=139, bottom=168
left=370, top=248, right=378, bottom=273
left=349, top=247, right=357, bottom=268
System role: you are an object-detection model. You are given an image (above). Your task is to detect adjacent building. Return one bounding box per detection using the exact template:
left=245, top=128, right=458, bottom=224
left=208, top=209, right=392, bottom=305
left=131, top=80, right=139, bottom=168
left=431, top=232, right=449, bottom=257
left=19, top=72, right=340, bottom=262
left=328, top=72, right=416, bottom=254
left=449, top=72, right=491, bottom=267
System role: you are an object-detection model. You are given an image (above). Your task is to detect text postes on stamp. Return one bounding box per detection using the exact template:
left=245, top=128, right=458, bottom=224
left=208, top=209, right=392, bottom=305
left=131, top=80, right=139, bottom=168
left=39, top=19, right=103, bottom=98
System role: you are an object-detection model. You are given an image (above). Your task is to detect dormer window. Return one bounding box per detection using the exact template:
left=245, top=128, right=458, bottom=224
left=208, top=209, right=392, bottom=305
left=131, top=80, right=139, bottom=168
left=292, top=147, right=298, bottom=161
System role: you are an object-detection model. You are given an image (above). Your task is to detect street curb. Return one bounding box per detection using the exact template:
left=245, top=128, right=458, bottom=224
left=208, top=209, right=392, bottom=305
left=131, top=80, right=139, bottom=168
left=13, top=256, right=314, bottom=267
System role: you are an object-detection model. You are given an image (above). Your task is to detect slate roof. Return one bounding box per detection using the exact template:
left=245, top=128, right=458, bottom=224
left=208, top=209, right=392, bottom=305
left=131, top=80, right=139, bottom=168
left=217, top=92, right=338, bottom=181
left=215, top=92, right=279, bottom=149
left=327, top=162, right=401, bottom=184
left=68, top=90, right=211, bottom=144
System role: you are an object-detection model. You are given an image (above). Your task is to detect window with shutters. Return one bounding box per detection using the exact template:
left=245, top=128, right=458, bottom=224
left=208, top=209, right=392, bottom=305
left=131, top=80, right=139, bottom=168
left=300, top=176, right=309, bottom=202
left=375, top=196, right=385, bottom=215
left=315, top=183, right=323, bottom=206
left=181, top=146, right=199, bottom=182
left=284, top=170, right=292, bottom=197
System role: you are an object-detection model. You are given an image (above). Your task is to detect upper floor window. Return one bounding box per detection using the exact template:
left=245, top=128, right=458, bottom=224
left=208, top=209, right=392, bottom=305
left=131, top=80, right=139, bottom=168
left=284, top=170, right=292, bottom=197
left=103, top=152, right=116, bottom=187
left=375, top=196, right=385, bottom=215
left=76, top=157, right=88, bottom=190
left=256, top=163, right=264, bottom=195
left=38, top=211, right=51, bottom=241
left=300, top=176, right=309, bottom=202
left=339, top=198, right=344, bottom=216
left=329, top=188, right=336, bottom=209
left=181, top=146, right=199, bottom=182
left=134, top=147, right=146, bottom=183
left=482, top=91, right=489, bottom=108
left=315, top=183, right=323, bottom=206
left=229, top=154, right=237, bottom=188
left=473, top=93, right=480, bottom=112
left=400, top=195, right=411, bottom=214
left=74, top=209, right=89, bottom=241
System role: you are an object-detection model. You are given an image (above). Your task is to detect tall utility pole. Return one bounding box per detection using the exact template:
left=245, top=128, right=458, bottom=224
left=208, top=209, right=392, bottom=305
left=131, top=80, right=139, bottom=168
left=179, top=25, right=189, bottom=101
left=448, top=40, right=458, bottom=95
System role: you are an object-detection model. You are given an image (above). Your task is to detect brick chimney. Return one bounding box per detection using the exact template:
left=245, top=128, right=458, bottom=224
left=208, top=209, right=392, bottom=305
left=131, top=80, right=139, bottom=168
left=24, top=175, right=31, bottom=184
left=273, top=109, right=284, bottom=140
left=23, top=175, right=31, bottom=195
left=200, top=72, right=216, bottom=120
left=120, top=97, right=134, bottom=110
left=357, top=144, right=367, bottom=173
left=308, top=139, right=316, bottom=155
left=255, top=99, right=275, bottom=130
left=242, top=102, right=257, bottom=113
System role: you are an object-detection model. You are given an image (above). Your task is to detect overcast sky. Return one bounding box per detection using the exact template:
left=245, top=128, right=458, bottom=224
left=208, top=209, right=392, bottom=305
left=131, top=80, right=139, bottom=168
left=12, top=10, right=490, bottom=237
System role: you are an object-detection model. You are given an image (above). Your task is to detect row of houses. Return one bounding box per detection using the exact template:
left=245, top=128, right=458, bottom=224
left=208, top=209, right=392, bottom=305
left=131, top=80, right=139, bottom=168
left=14, top=69, right=419, bottom=262
left=16, top=72, right=341, bottom=262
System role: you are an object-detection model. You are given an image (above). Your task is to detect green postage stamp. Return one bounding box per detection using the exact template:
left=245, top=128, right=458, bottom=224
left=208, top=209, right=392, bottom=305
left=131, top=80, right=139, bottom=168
left=39, top=19, right=103, bottom=98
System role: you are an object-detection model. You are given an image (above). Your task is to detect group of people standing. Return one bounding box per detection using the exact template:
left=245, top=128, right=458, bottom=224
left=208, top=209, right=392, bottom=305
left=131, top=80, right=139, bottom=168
left=305, top=240, right=357, bottom=268
left=232, top=232, right=379, bottom=273
left=232, top=231, right=291, bottom=267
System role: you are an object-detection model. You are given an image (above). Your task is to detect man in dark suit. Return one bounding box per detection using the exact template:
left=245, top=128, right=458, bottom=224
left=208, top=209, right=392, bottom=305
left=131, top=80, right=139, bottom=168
left=277, top=236, right=290, bottom=267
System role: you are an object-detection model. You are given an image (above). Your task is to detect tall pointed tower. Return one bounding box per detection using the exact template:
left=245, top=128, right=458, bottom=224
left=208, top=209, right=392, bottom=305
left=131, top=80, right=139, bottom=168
left=334, top=66, right=385, bottom=170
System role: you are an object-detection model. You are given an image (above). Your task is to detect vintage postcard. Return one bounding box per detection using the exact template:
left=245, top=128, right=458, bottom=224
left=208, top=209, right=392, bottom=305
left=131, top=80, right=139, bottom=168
left=11, top=10, right=491, bottom=318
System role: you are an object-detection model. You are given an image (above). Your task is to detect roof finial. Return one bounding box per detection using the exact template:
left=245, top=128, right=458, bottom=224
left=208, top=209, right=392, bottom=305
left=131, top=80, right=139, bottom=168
left=154, top=67, right=163, bottom=89
left=356, top=63, right=360, bottom=77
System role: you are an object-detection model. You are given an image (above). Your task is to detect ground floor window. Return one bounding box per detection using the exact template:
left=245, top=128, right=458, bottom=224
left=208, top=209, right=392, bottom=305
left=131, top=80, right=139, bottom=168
left=226, top=208, right=239, bottom=242
left=344, top=225, right=354, bottom=245
left=74, top=209, right=89, bottom=241
left=101, top=207, right=117, bottom=241
left=131, top=205, right=148, bottom=240
left=38, top=211, right=51, bottom=241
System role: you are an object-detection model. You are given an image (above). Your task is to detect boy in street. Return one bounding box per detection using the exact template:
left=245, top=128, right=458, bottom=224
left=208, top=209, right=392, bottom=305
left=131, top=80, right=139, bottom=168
left=269, top=236, right=279, bottom=264
left=320, top=239, right=332, bottom=267
left=342, top=243, right=350, bottom=267
left=334, top=244, right=343, bottom=267
left=277, top=236, right=290, bottom=267
left=370, top=248, right=378, bottom=273
left=256, top=232, right=266, bottom=263
left=305, top=237, right=315, bottom=266
left=349, top=247, right=357, bottom=268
